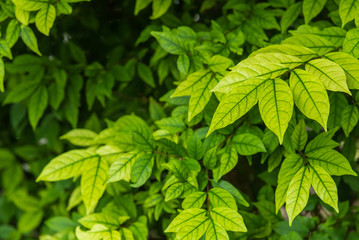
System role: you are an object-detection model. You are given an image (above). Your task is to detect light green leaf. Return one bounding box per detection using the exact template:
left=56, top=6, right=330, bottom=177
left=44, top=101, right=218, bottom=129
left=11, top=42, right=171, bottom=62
left=130, top=153, right=154, bottom=187
left=282, top=34, right=336, bottom=56
left=81, top=156, right=108, bottom=214
left=76, top=224, right=111, bottom=240
left=286, top=166, right=312, bottom=226
left=305, top=59, right=351, bottom=95
left=341, top=105, right=359, bottom=137
left=107, top=151, right=142, bottom=183
left=0, top=39, right=12, bottom=59
left=206, top=219, right=229, bottom=240
left=203, top=147, right=217, bottom=169
left=232, top=133, right=266, bottom=155
left=175, top=217, right=209, bottom=240
left=165, top=208, right=207, bottom=232
left=302, top=0, right=327, bottom=24
left=137, top=62, right=155, bottom=87
left=275, top=154, right=304, bottom=212
left=187, top=134, right=204, bottom=160
left=307, top=149, right=357, bottom=176
left=268, top=148, right=283, bottom=172
left=151, top=0, right=171, bottom=19
left=210, top=207, right=247, bottom=232
left=135, top=0, right=152, bottom=15
left=182, top=192, right=206, bottom=209
left=235, top=53, right=302, bottom=70
left=6, top=20, right=20, bottom=48
left=209, top=188, right=237, bottom=209
left=250, top=44, right=318, bottom=62
left=305, top=131, right=339, bottom=153
left=152, top=27, right=185, bottom=55
left=60, top=129, right=98, bottom=147
left=324, top=52, right=359, bottom=89
left=155, top=117, right=185, bottom=133
left=21, top=25, right=41, bottom=56
left=310, top=165, right=339, bottom=212
left=289, top=69, right=329, bottom=129
left=12, top=0, right=48, bottom=11
left=208, top=78, right=266, bottom=136
left=343, top=28, right=359, bottom=58
left=258, top=79, right=293, bottom=144
left=165, top=182, right=184, bottom=201
left=0, top=58, right=4, bottom=92
left=58, top=0, right=72, bottom=14
left=78, top=213, right=122, bottom=229
left=172, top=70, right=211, bottom=97
left=213, top=146, right=238, bottom=181
left=35, top=4, right=56, bottom=35
left=281, top=2, right=301, bottom=33
left=291, top=119, right=307, bottom=151
left=208, top=55, right=234, bottom=72
left=120, top=228, right=135, bottom=240
left=28, top=85, right=48, bottom=129
left=339, top=0, right=359, bottom=27
left=15, top=6, right=30, bottom=25
left=177, top=54, right=190, bottom=74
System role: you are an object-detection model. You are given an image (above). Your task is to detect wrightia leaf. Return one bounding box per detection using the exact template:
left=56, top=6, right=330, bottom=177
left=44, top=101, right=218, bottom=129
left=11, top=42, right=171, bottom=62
left=234, top=53, right=302, bottom=70
left=213, top=62, right=288, bottom=93
left=305, top=59, right=351, bottom=95
left=155, top=117, right=185, bottom=133
left=21, top=25, right=41, bottom=56
left=328, top=92, right=349, bottom=129
left=206, top=219, right=229, bottom=240
left=6, top=20, right=20, bottom=48
left=290, top=69, right=329, bottom=130
left=172, top=70, right=211, bottom=97
left=35, top=4, right=56, bottom=35
left=107, top=151, right=143, bottom=183
left=212, top=180, right=250, bottom=207
left=12, top=0, right=48, bottom=11
left=76, top=224, right=118, bottom=240
left=275, top=154, right=304, bottom=212
left=132, top=122, right=155, bottom=151
left=203, top=147, right=217, bottom=169
left=177, top=54, right=190, bottom=74
left=339, top=0, right=359, bottom=27
left=151, top=27, right=185, bottom=55
left=302, top=0, right=327, bottom=24
left=130, top=153, right=154, bottom=187
left=213, top=146, right=238, bottom=181
left=291, top=119, right=308, bottom=151
left=305, top=132, right=339, bottom=154
left=165, top=182, right=184, bottom=201
left=15, top=6, right=30, bottom=25
left=0, top=39, right=12, bottom=60
left=343, top=28, right=359, bottom=58
left=210, top=207, right=247, bottom=232
left=310, top=165, right=339, bottom=212
left=208, top=55, right=234, bottom=72
left=151, top=0, right=172, bottom=19
left=37, top=150, right=97, bottom=181
left=307, top=149, right=357, bottom=176
left=60, top=129, right=98, bottom=147
left=232, top=133, right=266, bottom=155
left=258, top=79, right=293, bottom=144
left=250, top=44, right=318, bottom=62
left=175, top=217, right=209, bottom=240
left=208, top=188, right=237, bottom=209
left=182, top=192, right=206, bottom=209
left=81, top=156, right=108, bottom=214
left=341, top=105, right=359, bottom=137
left=187, top=134, right=204, bottom=160
left=280, top=2, right=302, bottom=34
left=164, top=208, right=207, bottom=232
left=78, top=213, right=122, bottom=229
left=28, top=86, right=48, bottom=130
left=282, top=34, right=336, bottom=56
left=324, top=52, right=359, bottom=89
left=134, top=0, right=152, bottom=15
left=208, top=78, right=265, bottom=136
left=286, top=166, right=312, bottom=226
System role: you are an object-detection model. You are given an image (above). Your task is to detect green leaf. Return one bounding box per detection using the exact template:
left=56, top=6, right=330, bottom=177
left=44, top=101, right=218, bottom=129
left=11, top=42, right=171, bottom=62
left=152, top=27, right=185, bottom=55
left=324, top=52, right=359, bottom=89
left=208, top=55, right=234, bottom=72
left=37, top=150, right=97, bottom=181
left=151, top=0, right=171, bottom=19
left=172, top=70, right=211, bottom=97
left=268, top=148, right=283, bottom=172
left=209, top=188, right=237, bottom=209
left=21, top=25, right=41, bottom=56
left=81, top=156, right=108, bottom=214
left=12, top=0, right=48, bottom=11
left=0, top=58, right=4, bottom=92
left=177, top=54, right=190, bottom=74
left=165, top=208, right=207, bottom=232
left=28, top=85, right=48, bottom=129
left=307, top=149, right=357, bottom=176
left=135, top=0, right=152, bottom=15
left=328, top=92, right=349, bottom=129
left=302, top=0, right=327, bottom=24
left=130, top=153, right=154, bottom=187
left=282, top=34, right=336, bottom=56
left=15, top=7, right=30, bottom=25
left=310, top=165, right=339, bottom=212
left=232, top=133, right=266, bottom=155
left=107, top=151, right=142, bottom=183
left=305, top=131, right=339, bottom=153
left=341, top=105, right=359, bottom=137
left=258, top=79, right=293, bottom=144
left=60, top=129, right=98, bottom=146
left=0, top=39, right=12, bottom=60
left=35, top=4, right=56, bottom=35
left=213, top=146, right=238, bottom=181
left=203, top=147, right=217, bottom=169
left=165, top=182, right=184, bottom=201
left=280, top=2, right=302, bottom=33
left=182, top=192, right=206, bottom=209
left=286, top=166, right=312, bottom=226
left=76, top=224, right=114, bottom=240
left=155, top=117, right=186, bottom=133
left=291, top=119, right=308, bottom=151
left=78, top=213, right=122, bottom=229
left=6, top=20, right=20, bottom=48
left=275, top=154, right=304, bottom=212
left=210, top=207, right=247, bottom=232
left=48, top=69, right=67, bottom=110
left=187, top=134, right=204, bottom=160
left=305, top=59, right=351, bottom=95
left=289, top=69, right=329, bottom=130
left=208, top=78, right=265, bottom=136
left=137, top=62, right=155, bottom=87
left=235, top=53, right=302, bottom=70
left=175, top=217, right=209, bottom=240
left=339, top=0, right=359, bottom=27
left=206, top=219, right=229, bottom=240
left=343, top=28, right=359, bottom=58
